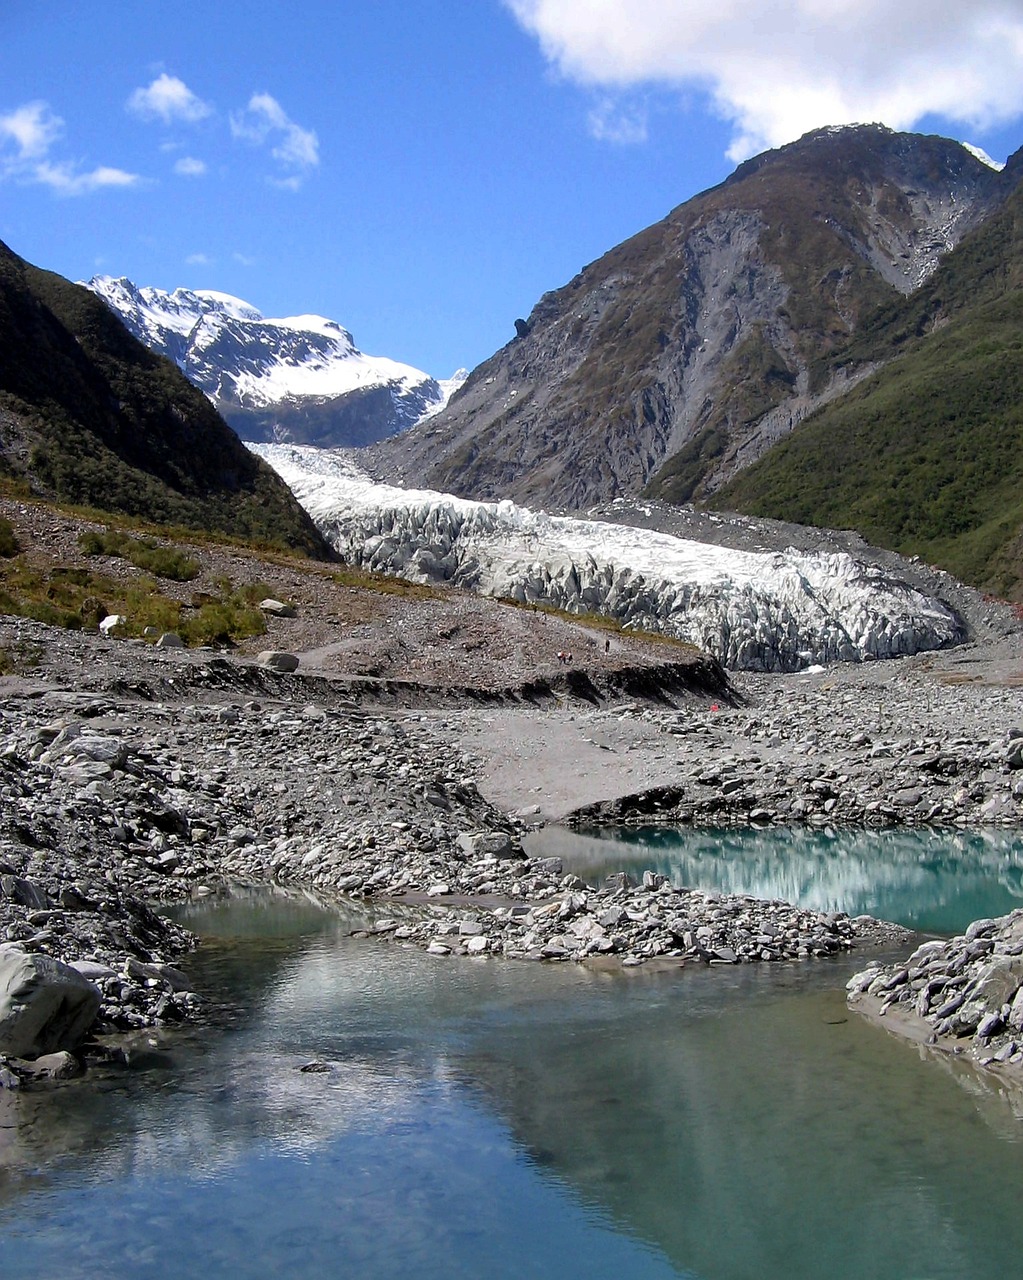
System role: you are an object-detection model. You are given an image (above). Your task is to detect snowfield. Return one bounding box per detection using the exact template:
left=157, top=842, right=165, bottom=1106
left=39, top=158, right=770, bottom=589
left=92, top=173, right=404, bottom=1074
left=251, top=443, right=966, bottom=671
left=84, top=276, right=465, bottom=422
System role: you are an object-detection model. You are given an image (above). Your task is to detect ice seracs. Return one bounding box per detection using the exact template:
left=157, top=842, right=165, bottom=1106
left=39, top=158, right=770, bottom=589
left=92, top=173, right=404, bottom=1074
left=251, top=443, right=965, bottom=672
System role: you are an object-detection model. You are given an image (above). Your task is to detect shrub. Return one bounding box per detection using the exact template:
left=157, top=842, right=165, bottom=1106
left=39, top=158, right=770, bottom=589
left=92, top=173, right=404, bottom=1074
left=0, top=639, right=41, bottom=675
left=0, top=517, right=18, bottom=558
left=78, top=528, right=200, bottom=581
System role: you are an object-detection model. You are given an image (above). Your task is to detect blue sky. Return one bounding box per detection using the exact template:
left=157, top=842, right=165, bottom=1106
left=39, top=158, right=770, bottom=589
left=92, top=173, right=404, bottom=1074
left=4, top=1, right=1023, bottom=379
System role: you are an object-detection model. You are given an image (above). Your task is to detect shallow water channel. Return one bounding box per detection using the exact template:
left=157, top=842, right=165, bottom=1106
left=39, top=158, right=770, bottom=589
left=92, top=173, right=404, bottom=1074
left=3, top=828, right=1023, bottom=1280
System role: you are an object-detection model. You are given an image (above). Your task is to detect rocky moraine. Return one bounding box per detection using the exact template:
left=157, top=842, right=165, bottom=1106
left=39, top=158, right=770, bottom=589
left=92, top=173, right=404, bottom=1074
left=1, top=602, right=1023, bottom=1086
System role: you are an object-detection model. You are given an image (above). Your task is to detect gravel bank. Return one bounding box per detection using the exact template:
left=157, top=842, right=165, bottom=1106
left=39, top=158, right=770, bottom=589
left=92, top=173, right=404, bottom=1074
left=0, top=551, right=1021, bottom=1083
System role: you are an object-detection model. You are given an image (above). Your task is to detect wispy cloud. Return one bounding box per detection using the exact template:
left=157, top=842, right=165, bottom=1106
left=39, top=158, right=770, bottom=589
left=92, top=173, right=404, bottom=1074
left=506, top=0, right=1023, bottom=160
left=0, top=100, right=141, bottom=195
left=174, top=155, right=207, bottom=177
left=185, top=252, right=212, bottom=266
left=233, top=252, right=256, bottom=267
left=0, top=101, right=63, bottom=161
left=34, top=162, right=140, bottom=196
left=230, top=93, right=319, bottom=185
left=587, top=97, right=648, bottom=145
left=127, top=74, right=212, bottom=125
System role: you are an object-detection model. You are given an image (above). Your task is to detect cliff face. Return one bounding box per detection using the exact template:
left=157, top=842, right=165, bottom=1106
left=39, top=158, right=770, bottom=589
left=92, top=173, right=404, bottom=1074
left=370, top=126, right=1014, bottom=511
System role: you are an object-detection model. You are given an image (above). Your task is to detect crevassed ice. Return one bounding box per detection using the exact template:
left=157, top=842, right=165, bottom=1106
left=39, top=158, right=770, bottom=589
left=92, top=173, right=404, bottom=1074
left=252, top=443, right=965, bottom=672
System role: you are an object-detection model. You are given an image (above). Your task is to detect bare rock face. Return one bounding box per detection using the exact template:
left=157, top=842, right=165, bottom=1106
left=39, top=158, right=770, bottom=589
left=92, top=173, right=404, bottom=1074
left=371, top=125, right=1015, bottom=511
left=0, top=947, right=101, bottom=1058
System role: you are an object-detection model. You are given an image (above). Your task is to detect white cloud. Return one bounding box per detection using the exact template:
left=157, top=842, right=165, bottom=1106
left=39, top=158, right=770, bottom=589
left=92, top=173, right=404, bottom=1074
left=0, top=101, right=63, bottom=161
left=174, top=156, right=207, bottom=177
left=506, top=0, right=1023, bottom=159
left=127, top=74, right=212, bottom=125
left=34, top=161, right=140, bottom=196
left=230, top=93, right=319, bottom=183
left=185, top=252, right=212, bottom=265
left=233, top=252, right=256, bottom=267
left=0, top=100, right=141, bottom=195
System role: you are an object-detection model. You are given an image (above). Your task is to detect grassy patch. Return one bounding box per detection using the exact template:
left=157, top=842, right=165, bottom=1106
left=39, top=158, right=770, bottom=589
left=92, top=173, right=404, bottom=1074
left=0, top=555, right=267, bottom=646
left=0, top=517, right=18, bottom=558
left=331, top=565, right=448, bottom=601
left=0, top=637, right=41, bottom=675
left=78, top=528, right=201, bottom=580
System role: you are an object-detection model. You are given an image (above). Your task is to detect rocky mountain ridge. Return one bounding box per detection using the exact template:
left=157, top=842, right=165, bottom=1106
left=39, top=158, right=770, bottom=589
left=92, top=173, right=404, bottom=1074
left=368, top=125, right=1020, bottom=511
left=85, top=277, right=465, bottom=449
left=710, top=172, right=1023, bottom=598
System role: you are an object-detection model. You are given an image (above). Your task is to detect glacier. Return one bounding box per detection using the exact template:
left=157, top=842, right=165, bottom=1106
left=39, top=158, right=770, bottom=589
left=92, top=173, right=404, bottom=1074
left=251, top=443, right=966, bottom=672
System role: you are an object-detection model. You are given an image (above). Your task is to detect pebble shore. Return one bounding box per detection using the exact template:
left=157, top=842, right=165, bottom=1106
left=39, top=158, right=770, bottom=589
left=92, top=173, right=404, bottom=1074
left=848, top=911, right=1023, bottom=1070
left=1, top=611, right=1022, bottom=1080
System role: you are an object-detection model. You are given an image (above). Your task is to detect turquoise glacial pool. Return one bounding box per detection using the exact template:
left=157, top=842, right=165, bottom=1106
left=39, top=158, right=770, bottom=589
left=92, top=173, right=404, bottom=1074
left=2, top=829, right=1023, bottom=1280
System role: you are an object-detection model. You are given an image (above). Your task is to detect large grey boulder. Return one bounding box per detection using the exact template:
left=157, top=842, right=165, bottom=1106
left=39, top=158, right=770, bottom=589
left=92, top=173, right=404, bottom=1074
left=258, top=651, right=300, bottom=673
left=259, top=598, right=297, bottom=618
left=456, top=831, right=519, bottom=860
left=0, top=947, right=101, bottom=1058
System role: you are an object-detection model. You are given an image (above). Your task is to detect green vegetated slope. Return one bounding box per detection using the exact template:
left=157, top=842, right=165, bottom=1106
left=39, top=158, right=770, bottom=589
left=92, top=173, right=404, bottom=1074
left=0, top=240, right=329, bottom=558
left=712, top=183, right=1023, bottom=598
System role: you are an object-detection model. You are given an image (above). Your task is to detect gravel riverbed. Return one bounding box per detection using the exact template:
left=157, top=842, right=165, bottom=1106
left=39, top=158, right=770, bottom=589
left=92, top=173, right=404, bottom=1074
left=1, top=585, right=1022, bottom=1082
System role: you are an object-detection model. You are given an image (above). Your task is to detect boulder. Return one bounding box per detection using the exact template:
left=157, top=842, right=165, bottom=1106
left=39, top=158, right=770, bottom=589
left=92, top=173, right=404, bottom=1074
left=0, top=947, right=101, bottom=1058
left=156, top=632, right=184, bottom=649
left=8, top=1051, right=84, bottom=1081
left=258, top=651, right=300, bottom=673
left=456, top=830, right=518, bottom=860
left=99, top=614, right=127, bottom=637
left=58, top=733, right=128, bottom=769
left=259, top=599, right=297, bottom=618
left=0, top=875, right=50, bottom=910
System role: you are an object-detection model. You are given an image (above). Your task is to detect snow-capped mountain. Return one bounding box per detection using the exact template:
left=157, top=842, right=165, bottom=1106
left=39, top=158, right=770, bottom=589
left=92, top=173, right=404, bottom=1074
left=250, top=443, right=965, bottom=672
left=84, top=276, right=465, bottom=448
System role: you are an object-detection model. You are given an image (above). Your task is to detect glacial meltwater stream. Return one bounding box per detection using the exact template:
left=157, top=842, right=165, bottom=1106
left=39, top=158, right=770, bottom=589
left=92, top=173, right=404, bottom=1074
left=3, top=828, right=1023, bottom=1280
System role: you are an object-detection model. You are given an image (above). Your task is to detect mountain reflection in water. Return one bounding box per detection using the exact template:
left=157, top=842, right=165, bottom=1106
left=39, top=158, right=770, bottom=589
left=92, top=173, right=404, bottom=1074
left=527, top=824, right=1023, bottom=934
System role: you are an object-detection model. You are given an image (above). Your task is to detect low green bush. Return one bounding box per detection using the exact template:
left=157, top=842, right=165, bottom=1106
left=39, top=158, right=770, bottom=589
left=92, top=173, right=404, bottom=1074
left=0, top=517, right=18, bottom=558
left=78, top=528, right=200, bottom=581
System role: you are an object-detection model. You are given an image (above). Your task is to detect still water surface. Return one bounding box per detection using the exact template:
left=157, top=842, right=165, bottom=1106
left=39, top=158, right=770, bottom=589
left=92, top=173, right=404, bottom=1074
left=529, top=824, right=1023, bottom=935
left=2, top=828, right=1023, bottom=1280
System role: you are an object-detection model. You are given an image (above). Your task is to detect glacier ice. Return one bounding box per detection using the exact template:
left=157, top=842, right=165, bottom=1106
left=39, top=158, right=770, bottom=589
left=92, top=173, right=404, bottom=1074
left=252, top=443, right=966, bottom=672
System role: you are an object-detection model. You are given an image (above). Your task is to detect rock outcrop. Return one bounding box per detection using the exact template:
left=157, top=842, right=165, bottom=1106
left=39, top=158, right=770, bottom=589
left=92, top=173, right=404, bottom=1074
left=0, top=948, right=101, bottom=1058
left=848, top=911, right=1023, bottom=1070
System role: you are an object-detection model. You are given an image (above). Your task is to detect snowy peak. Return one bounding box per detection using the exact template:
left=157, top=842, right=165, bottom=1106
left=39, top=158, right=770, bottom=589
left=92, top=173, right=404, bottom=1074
left=83, top=276, right=465, bottom=449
